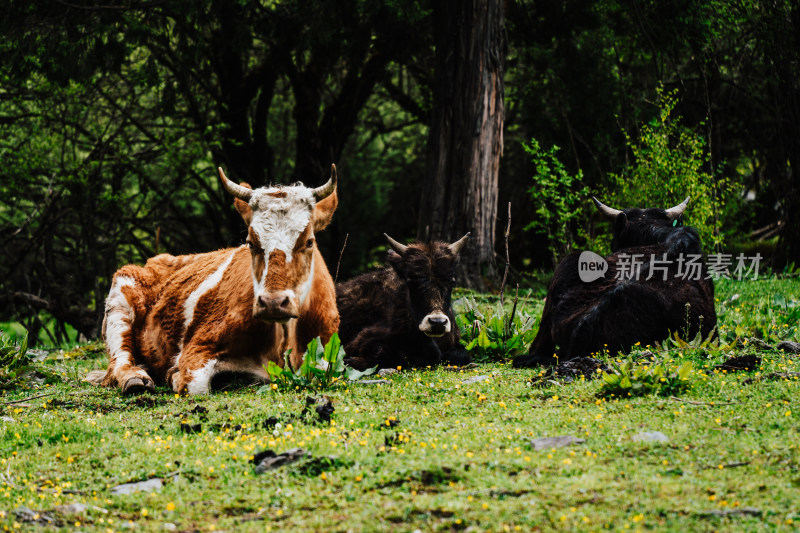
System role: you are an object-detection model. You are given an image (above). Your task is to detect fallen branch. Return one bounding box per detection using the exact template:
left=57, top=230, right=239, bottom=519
left=696, top=507, right=761, bottom=517
left=2, top=392, right=57, bottom=405
left=334, top=233, right=349, bottom=283
left=668, top=396, right=740, bottom=406
left=499, top=202, right=511, bottom=306
left=700, top=461, right=750, bottom=470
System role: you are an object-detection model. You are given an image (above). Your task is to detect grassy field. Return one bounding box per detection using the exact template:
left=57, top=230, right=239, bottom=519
left=1, top=278, right=799, bottom=532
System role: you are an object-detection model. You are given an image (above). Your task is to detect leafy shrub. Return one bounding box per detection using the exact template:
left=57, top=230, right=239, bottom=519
left=599, top=357, right=696, bottom=398
left=457, top=297, right=536, bottom=363
left=262, top=333, right=375, bottom=391
left=523, top=138, right=590, bottom=266
left=0, top=331, right=31, bottom=389
left=606, top=87, right=738, bottom=253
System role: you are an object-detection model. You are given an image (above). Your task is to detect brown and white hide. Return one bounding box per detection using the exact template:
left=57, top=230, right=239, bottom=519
left=89, top=166, right=340, bottom=395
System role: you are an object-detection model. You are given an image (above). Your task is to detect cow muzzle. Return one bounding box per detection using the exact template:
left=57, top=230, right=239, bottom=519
left=254, top=290, right=299, bottom=322
left=419, top=312, right=451, bottom=337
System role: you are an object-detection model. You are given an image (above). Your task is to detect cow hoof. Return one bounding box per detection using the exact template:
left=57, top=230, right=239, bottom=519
left=122, top=377, right=155, bottom=395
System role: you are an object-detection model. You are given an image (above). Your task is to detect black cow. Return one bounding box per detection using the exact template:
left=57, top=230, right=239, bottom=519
left=337, top=234, right=472, bottom=370
left=513, top=197, right=716, bottom=368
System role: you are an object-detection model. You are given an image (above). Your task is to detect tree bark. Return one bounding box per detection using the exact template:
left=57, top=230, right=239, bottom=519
left=418, top=0, right=505, bottom=289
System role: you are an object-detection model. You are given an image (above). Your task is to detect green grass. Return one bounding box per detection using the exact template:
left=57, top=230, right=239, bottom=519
left=1, top=278, right=799, bottom=532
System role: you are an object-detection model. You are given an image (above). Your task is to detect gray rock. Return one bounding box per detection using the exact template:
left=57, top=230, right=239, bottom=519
left=254, top=448, right=306, bottom=474
left=632, top=431, right=669, bottom=443
left=777, top=341, right=800, bottom=354
left=27, top=349, right=49, bottom=361
left=746, top=337, right=773, bottom=350
left=697, top=507, right=762, bottom=517
left=461, top=375, right=491, bottom=385
left=111, top=478, right=163, bottom=495
left=14, top=507, right=54, bottom=524
left=355, top=379, right=390, bottom=385
left=378, top=368, right=399, bottom=377
left=530, top=435, right=586, bottom=451
left=1, top=416, right=15, bottom=423
left=54, top=503, right=88, bottom=515
left=163, top=523, right=177, bottom=531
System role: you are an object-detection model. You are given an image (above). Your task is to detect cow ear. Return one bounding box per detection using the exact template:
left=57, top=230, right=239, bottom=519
left=613, top=212, right=628, bottom=234
left=313, top=189, right=338, bottom=232
left=234, top=182, right=254, bottom=226
left=387, top=249, right=404, bottom=274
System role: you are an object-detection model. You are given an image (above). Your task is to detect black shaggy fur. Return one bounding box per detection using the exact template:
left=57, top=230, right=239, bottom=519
left=337, top=241, right=471, bottom=370
left=513, top=203, right=717, bottom=368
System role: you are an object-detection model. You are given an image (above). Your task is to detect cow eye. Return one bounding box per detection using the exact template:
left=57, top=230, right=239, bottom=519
left=306, top=238, right=314, bottom=248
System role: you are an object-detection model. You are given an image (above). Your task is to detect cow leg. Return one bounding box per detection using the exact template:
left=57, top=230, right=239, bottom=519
left=442, top=346, right=471, bottom=366
left=169, top=345, right=220, bottom=395
left=513, top=309, right=557, bottom=368
left=101, top=274, right=155, bottom=395
left=343, top=325, right=405, bottom=370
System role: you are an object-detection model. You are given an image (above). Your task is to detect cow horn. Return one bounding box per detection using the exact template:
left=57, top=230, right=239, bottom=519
left=384, top=233, right=408, bottom=255
left=665, top=196, right=690, bottom=220
left=449, top=232, right=470, bottom=254
left=219, top=167, right=254, bottom=202
left=592, top=196, right=623, bottom=220
left=312, top=164, right=337, bottom=201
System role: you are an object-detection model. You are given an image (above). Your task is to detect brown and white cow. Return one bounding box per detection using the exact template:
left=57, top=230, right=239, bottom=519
left=88, top=165, right=340, bottom=395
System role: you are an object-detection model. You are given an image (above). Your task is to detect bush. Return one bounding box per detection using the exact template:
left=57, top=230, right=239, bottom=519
left=523, top=139, right=590, bottom=266
left=457, top=297, right=536, bottom=363
left=599, top=356, right=696, bottom=398
left=261, top=333, right=376, bottom=391
left=606, top=87, right=738, bottom=253
left=0, top=331, right=30, bottom=389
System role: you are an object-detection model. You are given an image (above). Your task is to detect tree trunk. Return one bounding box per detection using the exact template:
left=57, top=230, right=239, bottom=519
left=418, top=0, right=505, bottom=289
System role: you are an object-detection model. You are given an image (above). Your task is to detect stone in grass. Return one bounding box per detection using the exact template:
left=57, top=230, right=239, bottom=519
left=697, top=507, right=762, bottom=518
left=378, top=368, right=399, bottom=377
left=14, top=507, right=55, bottom=524
left=461, top=375, right=491, bottom=385
left=111, top=478, right=163, bottom=495
left=530, top=435, right=586, bottom=451
left=745, top=337, right=773, bottom=351
left=714, top=355, right=761, bottom=373
left=252, top=448, right=306, bottom=474
left=53, top=503, right=88, bottom=515
left=777, top=341, right=800, bottom=354
left=355, top=379, right=390, bottom=385
left=632, top=431, right=669, bottom=443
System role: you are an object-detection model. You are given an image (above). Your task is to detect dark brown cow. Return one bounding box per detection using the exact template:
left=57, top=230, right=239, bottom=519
left=337, top=234, right=472, bottom=370
left=514, top=197, right=716, bottom=367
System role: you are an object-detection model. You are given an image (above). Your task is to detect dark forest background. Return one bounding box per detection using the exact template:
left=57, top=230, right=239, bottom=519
left=1, top=0, right=798, bottom=345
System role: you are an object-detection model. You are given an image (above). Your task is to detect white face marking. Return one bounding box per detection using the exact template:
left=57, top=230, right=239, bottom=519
left=247, top=185, right=315, bottom=298
left=104, top=276, right=136, bottom=372
left=186, top=359, right=217, bottom=395
left=297, top=253, right=315, bottom=305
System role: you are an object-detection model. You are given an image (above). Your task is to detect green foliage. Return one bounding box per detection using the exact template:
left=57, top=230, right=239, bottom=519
left=523, top=139, right=590, bottom=266
left=0, top=331, right=31, bottom=389
left=606, top=87, right=737, bottom=253
left=599, top=356, right=696, bottom=398
left=261, top=333, right=376, bottom=391
left=456, top=297, right=536, bottom=363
